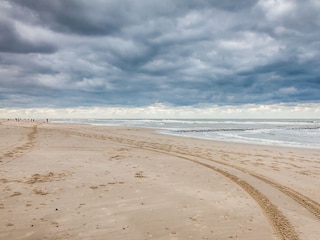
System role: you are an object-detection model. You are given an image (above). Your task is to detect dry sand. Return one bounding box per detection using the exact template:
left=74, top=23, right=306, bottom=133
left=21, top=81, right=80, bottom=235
left=0, top=120, right=319, bottom=240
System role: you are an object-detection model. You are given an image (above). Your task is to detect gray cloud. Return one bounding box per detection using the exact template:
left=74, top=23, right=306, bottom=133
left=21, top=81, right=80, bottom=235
left=0, top=0, right=319, bottom=108
left=0, top=18, right=56, bottom=53
left=11, top=0, right=257, bottom=35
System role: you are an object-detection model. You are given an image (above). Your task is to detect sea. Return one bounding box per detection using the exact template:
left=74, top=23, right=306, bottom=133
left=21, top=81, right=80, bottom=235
left=52, top=119, right=320, bottom=149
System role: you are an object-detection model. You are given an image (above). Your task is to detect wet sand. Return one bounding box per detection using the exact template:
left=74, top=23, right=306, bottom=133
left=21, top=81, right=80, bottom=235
left=0, top=120, right=319, bottom=240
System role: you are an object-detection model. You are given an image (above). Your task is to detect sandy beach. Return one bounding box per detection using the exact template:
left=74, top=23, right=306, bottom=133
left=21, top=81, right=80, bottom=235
left=0, top=120, right=319, bottom=240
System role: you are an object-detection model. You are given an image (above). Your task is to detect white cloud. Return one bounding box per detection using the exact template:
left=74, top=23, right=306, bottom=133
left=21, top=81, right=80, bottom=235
left=258, top=0, right=295, bottom=21
left=75, top=78, right=113, bottom=91
left=1, top=103, right=319, bottom=119
left=278, top=87, right=298, bottom=94
left=35, top=73, right=69, bottom=89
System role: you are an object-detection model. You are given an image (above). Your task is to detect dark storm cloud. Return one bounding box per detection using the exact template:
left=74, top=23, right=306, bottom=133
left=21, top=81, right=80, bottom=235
left=0, top=0, right=319, bottom=108
left=11, top=0, right=257, bottom=35
left=11, top=0, right=123, bottom=35
left=0, top=18, right=56, bottom=53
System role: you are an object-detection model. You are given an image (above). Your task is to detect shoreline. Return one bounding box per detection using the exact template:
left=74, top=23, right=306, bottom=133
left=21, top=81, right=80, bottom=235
left=63, top=122, right=320, bottom=151
left=46, top=119, right=320, bottom=150
left=1, top=121, right=319, bottom=239
left=158, top=129, right=320, bottom=151
left=51, top=118, right=320, bottom=150
left=3, top=118, right=319, bottom=150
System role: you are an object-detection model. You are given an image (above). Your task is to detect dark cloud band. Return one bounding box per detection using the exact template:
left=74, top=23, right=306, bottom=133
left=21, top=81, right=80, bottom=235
left=0, top=0, right=319, bottom=108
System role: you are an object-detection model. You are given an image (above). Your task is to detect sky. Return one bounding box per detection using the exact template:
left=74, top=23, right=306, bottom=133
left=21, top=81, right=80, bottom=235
left=0, top=0, right=319, bottom=118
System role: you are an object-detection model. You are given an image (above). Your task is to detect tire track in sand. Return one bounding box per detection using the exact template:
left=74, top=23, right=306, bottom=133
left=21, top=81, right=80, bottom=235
left=115, top=135, right=320, bottom=221
left=128, top=143, right=300, bottom=240
left=32, top=126, right=320, bottom=221
left=56, top=129, right=300, bottom=240
left=0, top=124, right=38, bottom=166
left=196, top=161, right=299, bottom=240
left=155, top=143, right=320, bottom=221
left=52, top=127, right=320, bottom=239
left=57, top=128, right=320, bottom=221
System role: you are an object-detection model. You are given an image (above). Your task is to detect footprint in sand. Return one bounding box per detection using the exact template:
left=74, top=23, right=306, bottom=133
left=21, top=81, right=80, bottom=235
left=10, top=192, right=22, bottom=197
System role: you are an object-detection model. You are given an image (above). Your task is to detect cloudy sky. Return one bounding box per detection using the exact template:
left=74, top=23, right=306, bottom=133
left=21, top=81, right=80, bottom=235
left=0, top=0, right=319, bottom=118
